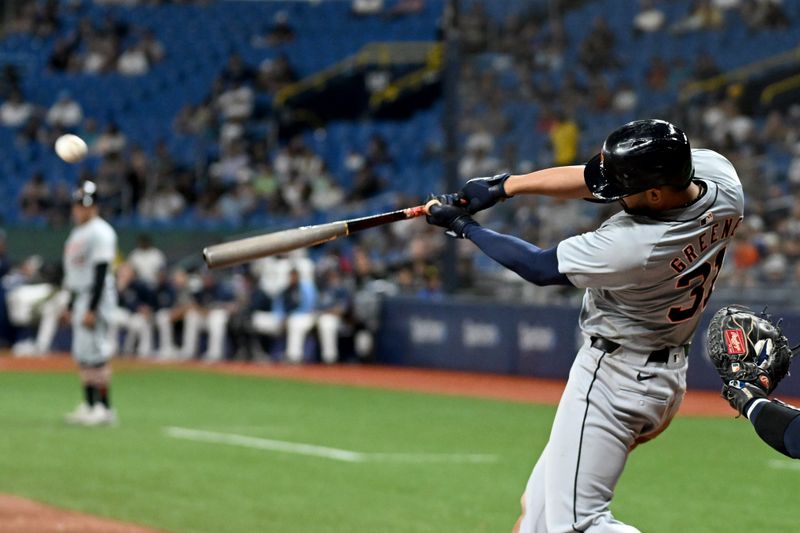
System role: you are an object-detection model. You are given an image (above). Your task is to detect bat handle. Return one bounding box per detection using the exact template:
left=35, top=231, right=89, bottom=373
left=424, top=198, right=441, bottom=214
left=419, top=196, right=466, bottom=216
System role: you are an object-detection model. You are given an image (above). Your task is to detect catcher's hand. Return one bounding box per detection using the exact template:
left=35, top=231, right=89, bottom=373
left=722, top=380, right=767, bottom=416
left=706, top=305, right=794, bottom=394
left=425, top=194, right=477, bottom=238
left=459, top=173, right=511, bottom=214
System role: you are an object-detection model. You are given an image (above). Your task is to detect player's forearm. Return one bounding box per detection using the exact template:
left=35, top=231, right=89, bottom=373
left=503, top=166, right=591, bottom=199
left=747, top=398, right=800, bottom=459
left=464, top=226, right=572, bottom=286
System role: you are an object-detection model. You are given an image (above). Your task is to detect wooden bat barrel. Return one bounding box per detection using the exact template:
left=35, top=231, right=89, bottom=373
left=203, top=222, right=348, bottom=269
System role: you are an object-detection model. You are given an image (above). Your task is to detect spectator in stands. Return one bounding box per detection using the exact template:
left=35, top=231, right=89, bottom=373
left=588, top=75, right=613, bottom=111
left=310, top=171, right=346, bottom=211
left=0, top=90, right=34, bottom=128
left=151, top=139, right=178, bottom=180
left=6, top=260, right=69, bottom=357
left=633, top=0, right=666, bottom=35
left=416, top=266, right=443, bottom=300
left=48, top=37, right=77, bottom=72
left=78, top=117, right=100, bottom=150
left=788, top=144, right=800, bottom=186
left=127, top=234, right=166, bottom=289
left=0, top=65, right=21, bottom=100
left=645, top=55, right=670, bottom=91
left=118, top=42, right=150, bottom=76
left=140, top=29, right=165, bottom=64
left=668, top=57, right=692, bottom=91
left=216, top=79, right=255, bottom=124
left=316, top=268, right=352, bottom=363
left=109, top=262, right=154, bottom=357
left=227, top=272, right=272, bottom=361
left=671, top=0, right=725, bottom=33
left=579, top=16, right=620, bottom=73
left=5, top=256, right=66, bottom=356
left=182, top=271, right=236, bottom=361
left=124, top=145, right=150, bottom=211
left=221, top=53, right=255, bottom=87
left=49, top=181, right=73, bottom=228
left=216, top=183, right=259, bottom=223
left=460, top=2, right=489, bottom=53
left=19, top=0, right=61, bottom=39
left=274, top=136, right=323, bottom=182
left=612, top=81, right=638, bottom=113
left=261, top=11, right=296, bottom=46
left=692, top=52, right=721, bottom=80
left=154, top=268, right=193, bottom=359
left=366, top=133, right=393, bottom=166
left=459, top=134, right=499, bottom=179
left=352, top=0, right=384, bottom=16
left=549, top=112, right=580, bottom=166
left=19, top=173, right=51, bottom=218
left=252, top=268, right=317, bottom=363
left=351, top=164, right=387, bottom=201
left=81, top=29, right=116, bottom=74
left=139, top=183, right=186, bottom=221
left=258, top=53, right=298, bottom=94
left=46, top=91, right=83, bottom=129
left=94, top=123, right=127, bottom=156
left=742, top=0, right=790, bottom=30
left=210, top=140, right=251, bottom=185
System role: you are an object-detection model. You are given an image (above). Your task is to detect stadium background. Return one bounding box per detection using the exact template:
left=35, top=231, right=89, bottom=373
left=1, top=0, right=800, bottom=531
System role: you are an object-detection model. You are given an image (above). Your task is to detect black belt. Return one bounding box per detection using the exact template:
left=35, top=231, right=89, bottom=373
left=590, top=336, right=671, bottom=364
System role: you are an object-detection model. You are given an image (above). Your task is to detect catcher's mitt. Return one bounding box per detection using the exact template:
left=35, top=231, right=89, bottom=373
left=707, top=305, right=794, bottom=394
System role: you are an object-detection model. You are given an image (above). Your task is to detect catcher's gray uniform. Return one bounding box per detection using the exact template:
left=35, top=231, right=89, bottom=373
left=63, top=216, right=118, bottom=366
left=520, top=149, right=744, bottom=532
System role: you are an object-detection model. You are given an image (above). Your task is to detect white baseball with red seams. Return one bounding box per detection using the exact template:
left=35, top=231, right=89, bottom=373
left=55, top=134, right=88, bottom=163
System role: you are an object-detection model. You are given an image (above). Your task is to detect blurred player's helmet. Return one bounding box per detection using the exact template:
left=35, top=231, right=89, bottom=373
left=72, top=180, right=98, bottom=207
left=584, top=119, right=694, bottom=202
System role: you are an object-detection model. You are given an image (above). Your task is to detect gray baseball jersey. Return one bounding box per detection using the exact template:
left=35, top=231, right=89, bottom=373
left=520, top=149, right=744, bottom=532
left=64, top=216, right=118, bottom=364
left=557, top=148, right=744, bottom=351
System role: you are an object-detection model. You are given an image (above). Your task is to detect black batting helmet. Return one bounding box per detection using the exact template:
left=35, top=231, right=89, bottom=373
left=584, top=119, right=694, bottom=202
left=72, top=180, right=98, bottom=207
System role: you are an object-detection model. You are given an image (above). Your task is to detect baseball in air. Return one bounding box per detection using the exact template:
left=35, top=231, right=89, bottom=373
left=54, top=134, right=88, bottom=163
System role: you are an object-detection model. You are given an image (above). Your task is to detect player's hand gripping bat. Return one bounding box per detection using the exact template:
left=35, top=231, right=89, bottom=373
left=203, top=199, right=442, bottom=269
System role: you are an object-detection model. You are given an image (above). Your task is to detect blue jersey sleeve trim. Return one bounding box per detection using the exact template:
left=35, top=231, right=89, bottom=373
left=464, top=226, right=573, bottom=286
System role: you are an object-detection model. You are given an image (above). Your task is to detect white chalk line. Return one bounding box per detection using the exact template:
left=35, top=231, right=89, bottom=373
left=768, top=459, right=800, bottom=471
left=164, top=426, right=498, bottom=464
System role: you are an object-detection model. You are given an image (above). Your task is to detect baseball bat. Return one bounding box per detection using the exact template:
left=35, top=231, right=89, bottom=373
left=203, top=201, right=438, bottom=269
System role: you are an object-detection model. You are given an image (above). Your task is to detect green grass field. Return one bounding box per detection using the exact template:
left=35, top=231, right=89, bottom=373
left=0, top=367, right=797, bottom=532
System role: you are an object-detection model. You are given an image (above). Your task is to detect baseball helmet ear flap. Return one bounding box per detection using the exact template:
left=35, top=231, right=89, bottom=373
left=584, top=119, right=695, bottom=203
left=72, top=180, right=98, bottom=207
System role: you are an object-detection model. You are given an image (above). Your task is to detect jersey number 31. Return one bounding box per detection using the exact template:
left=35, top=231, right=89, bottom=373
left=667, top=247, right=727, bottom=323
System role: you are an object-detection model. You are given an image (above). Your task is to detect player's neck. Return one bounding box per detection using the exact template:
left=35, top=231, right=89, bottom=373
left=664, top=181, right=703, bottom=210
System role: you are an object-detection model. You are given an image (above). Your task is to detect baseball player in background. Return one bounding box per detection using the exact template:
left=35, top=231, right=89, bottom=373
left=427, top=119, right=745, bottom=532
left=62, top=181, right=119, bottom=426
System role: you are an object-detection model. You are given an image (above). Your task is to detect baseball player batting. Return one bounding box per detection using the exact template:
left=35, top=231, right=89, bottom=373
left=426, top=119, right=744, bottom=532
left=62, top=181, right=119, bottom=426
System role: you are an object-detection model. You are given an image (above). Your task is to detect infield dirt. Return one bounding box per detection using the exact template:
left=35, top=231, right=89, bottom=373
left=0, top=353, right=780, bottom=417
left=0, top=494, right=162, bottom=533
